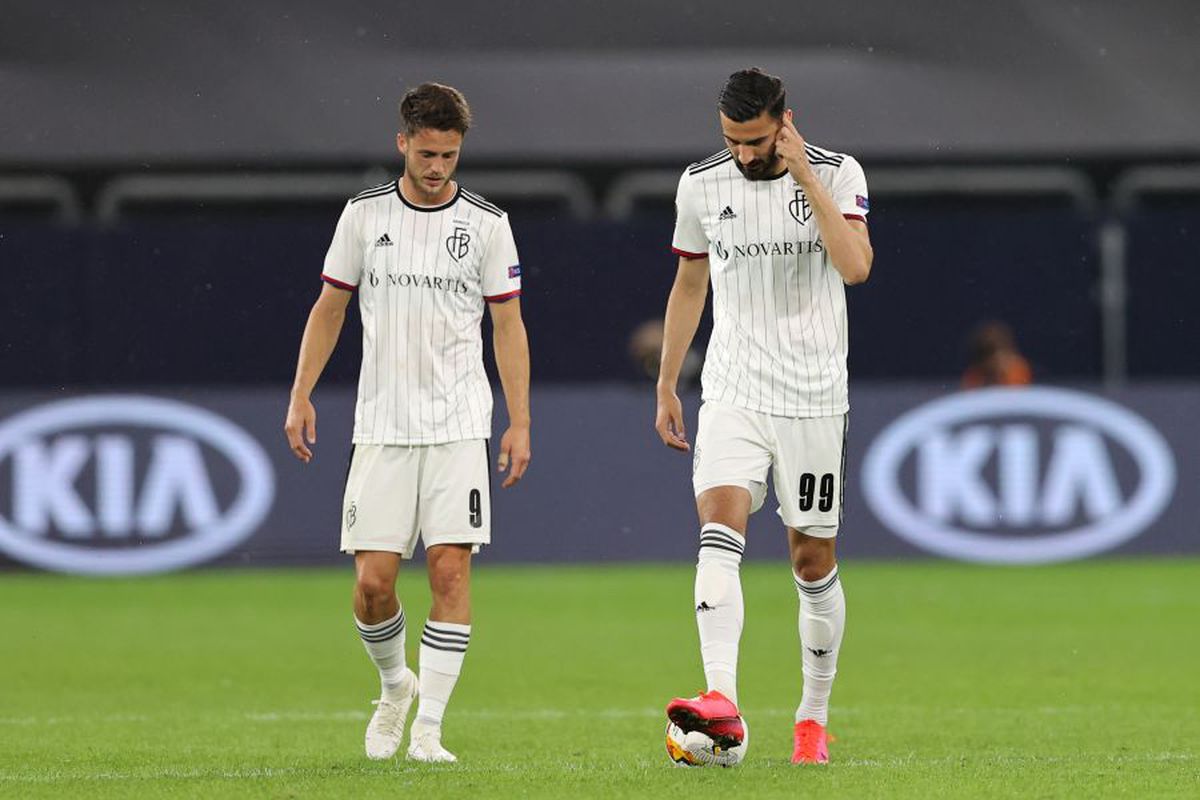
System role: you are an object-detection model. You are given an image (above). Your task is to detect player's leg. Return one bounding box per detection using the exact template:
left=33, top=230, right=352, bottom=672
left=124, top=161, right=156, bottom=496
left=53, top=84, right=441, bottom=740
left=408, top=544, right=472, bottom=762
left=341, top=445, right=421, bottom=759
left=408, top=439, right=491, bottom=763
left=667, top=402, right=771, bottom=747
left=788, top=528, right=842, bottom=764
left=693, top=485, right=751, bottom=705
left=354, top=551, right=408, bottom=683
left=772, top=414, right=848, bottom=764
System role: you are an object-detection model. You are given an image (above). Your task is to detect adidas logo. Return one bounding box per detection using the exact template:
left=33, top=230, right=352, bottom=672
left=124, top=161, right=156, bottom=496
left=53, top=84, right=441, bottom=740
left=718, top=206, right=737, bottom=221
left=696, top=602, right=716, bottom=613
left=375, top=233, right=394, bottom=247
left=807, top=647, right=833, bottom=657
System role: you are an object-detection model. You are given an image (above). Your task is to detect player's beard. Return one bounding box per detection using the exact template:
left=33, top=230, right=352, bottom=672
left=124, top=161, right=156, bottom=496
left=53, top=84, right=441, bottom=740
left=415, top=171, right=452, bottom=200
left=405, top=160, right=456, bottom=202
left=734, top=144, right=783, bottom=181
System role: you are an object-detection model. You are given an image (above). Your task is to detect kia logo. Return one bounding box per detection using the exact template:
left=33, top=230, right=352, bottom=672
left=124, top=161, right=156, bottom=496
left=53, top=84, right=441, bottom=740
left=862, top=387, right=1175, bottom=564
left=0, top=396, right=274, bottom=575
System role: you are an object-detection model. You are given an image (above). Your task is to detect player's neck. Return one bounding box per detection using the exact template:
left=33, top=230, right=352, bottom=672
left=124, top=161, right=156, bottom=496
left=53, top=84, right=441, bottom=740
left=398, top=175, right=457, bottom=207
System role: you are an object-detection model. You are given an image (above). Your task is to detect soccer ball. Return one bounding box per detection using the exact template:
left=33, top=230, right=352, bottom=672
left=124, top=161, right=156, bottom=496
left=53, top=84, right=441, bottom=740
left=664, top=719, right=749, bottom=768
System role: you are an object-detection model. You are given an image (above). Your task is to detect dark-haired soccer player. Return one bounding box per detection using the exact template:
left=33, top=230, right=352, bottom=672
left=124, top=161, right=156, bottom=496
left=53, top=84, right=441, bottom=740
left=285, top=83, right=531, bottom=763
left=655, top=68, right=872, bottom=765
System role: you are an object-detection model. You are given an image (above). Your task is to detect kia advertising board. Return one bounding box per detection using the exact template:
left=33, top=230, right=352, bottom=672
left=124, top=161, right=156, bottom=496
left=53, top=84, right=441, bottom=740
left=0, top=396, right=274, bottom=575
left=861, top=387, right=1176, bottom=564
left=0, top=385, right=1194, bottom=574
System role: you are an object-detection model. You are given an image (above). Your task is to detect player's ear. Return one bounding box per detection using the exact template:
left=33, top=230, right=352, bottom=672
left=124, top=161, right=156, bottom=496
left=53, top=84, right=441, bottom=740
left=396, top=132, right=407, bottom=156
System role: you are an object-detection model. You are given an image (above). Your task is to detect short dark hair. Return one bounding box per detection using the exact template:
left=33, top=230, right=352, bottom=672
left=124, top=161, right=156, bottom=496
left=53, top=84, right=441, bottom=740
left=399, top=83, right=472, bottom=136
left=717, top=68, right=786, bottom=122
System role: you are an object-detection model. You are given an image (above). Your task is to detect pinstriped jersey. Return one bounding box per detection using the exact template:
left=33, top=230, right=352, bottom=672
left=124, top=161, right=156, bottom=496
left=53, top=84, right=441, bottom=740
left=671, top=144, right=869, bottom=418
left=321, top=180, right=521, bottom=446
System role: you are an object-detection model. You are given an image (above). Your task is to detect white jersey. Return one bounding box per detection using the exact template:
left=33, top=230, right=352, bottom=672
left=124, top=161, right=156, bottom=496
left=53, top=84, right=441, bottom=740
left=321, top=180, right=521, bottom=446
left=671, top=144, right=869, bottom=418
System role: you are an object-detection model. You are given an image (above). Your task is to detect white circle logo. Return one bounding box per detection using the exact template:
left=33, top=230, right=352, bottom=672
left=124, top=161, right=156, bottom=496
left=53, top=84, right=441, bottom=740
left=0, top=396, right=274, bottom=575
left=861, top=387, right=1175, bottom=564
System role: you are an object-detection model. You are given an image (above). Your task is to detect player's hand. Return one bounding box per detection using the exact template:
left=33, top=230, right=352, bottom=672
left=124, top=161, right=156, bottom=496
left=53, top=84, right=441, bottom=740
left=655, top=389, right=690, bottom=452
left=284, top=396, right=317, bottom=463
left=776, top=109, right=816, bottom=187
left=497, top=424, right=531, bottom=488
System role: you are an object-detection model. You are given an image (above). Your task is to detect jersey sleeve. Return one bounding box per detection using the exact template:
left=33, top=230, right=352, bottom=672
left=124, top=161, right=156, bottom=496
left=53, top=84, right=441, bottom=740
left=481, top=213, right=521, bottom=303
left=671, top=169, right=709, bottom=259
left=321, top=201, right=363, bottom=290
left=832, top=156, right=870, bottom=223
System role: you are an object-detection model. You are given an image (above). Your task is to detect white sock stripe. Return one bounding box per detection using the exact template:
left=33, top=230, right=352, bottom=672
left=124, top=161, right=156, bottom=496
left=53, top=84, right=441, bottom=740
left=699, top=541, right=745, bottom=559
left=356, top=611, right=405, bottom=641
left=796, top=576, right=839, bottom=595
left=700, top=523, right=745, bottom=542
left=359, top=626, right=404, bottom=643
left=355, top=609, right=405, bottom=630
left=421, top=630, right=471, bottom=647
left=700, top=531, right=745, bottom=549
left=795, top=571, right=840, bottom=596
left=422, top=625, right=470, bottom=641
left=420, top=637, right=469, bottom=653
left=699, top=528, right=745, bottom=557
left=423, top=622, right=470, bottom=635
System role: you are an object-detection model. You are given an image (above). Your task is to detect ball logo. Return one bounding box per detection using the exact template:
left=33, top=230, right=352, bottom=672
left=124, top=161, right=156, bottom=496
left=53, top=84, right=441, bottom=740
left=862, top=387, right=1175, bottom=564
left=0, top=396, right=274, bottom=575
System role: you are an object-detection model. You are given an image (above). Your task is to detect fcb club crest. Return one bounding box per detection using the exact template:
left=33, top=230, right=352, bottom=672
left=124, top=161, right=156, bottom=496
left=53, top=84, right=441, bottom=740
left=788, top=189, right=813, bottom=225
left=446, top=225, right=471, bottom=261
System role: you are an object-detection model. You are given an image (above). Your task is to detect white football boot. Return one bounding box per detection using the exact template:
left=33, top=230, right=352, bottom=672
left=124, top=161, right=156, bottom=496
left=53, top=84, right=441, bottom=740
left=407, top=721, right=458, bottom=763
left=364, top=668, right=418, bottom=760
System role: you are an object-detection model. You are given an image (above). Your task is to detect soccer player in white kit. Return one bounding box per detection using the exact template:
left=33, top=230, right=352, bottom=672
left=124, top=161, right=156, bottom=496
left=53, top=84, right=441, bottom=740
left=284, top=83, right=531, bottom=763
left=656, top=68, right=872, bottom=765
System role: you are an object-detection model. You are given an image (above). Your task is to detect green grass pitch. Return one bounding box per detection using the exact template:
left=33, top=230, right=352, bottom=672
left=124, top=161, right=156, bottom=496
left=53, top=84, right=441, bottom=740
left=1, top=559, right=1198, bottom=798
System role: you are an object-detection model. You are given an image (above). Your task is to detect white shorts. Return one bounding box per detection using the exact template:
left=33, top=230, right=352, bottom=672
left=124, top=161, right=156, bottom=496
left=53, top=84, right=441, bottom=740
left=692, top=401, right=847, bottom=534
left=340, top=439, right=491, bottom=558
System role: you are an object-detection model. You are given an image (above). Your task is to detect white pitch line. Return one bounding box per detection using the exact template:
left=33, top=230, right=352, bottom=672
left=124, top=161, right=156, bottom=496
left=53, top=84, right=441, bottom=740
left=0, top=704, right=1166, bottom=727
left=0, top=762, right=533, bottom=784
left=0, top=713, right=149, bottom=726
left=244, top=711, right=368, bottom=722
left=836, top=752, right=1197, bottom=768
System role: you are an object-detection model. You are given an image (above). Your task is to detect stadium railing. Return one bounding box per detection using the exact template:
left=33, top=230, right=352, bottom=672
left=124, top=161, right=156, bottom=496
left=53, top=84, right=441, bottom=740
left=604, top=166, right=1097, bottom=218
left=95, top=170, right=595, bottom=224
left=0, top=175, right=82, bottom=224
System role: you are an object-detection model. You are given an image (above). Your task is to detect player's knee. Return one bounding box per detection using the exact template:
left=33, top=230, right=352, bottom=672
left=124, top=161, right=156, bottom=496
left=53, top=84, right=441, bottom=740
left=355, top=572, right=395, bottom=611
left=791, top=530, right=837, bottom=582
left=793, top=553, right=835, bottom=583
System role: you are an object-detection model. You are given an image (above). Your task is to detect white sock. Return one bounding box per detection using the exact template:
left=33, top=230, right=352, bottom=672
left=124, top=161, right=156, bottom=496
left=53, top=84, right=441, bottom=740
left=355, top=608, right=410, bottom=701
left=414, top=621, right=471, bottom=729
left=794, top=566, right=845, bottom=726
left=694, top=523, right=745, bottom=706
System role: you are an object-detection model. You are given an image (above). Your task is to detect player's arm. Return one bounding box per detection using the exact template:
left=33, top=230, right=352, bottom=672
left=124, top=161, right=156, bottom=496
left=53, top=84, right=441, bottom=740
left=776, top=111, right=873, bottom=285
left=285, top=283, right=352, bottom=463
left=655, top=256, right=710, bottom=452
left=488, top=297, right=531, bottom=488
